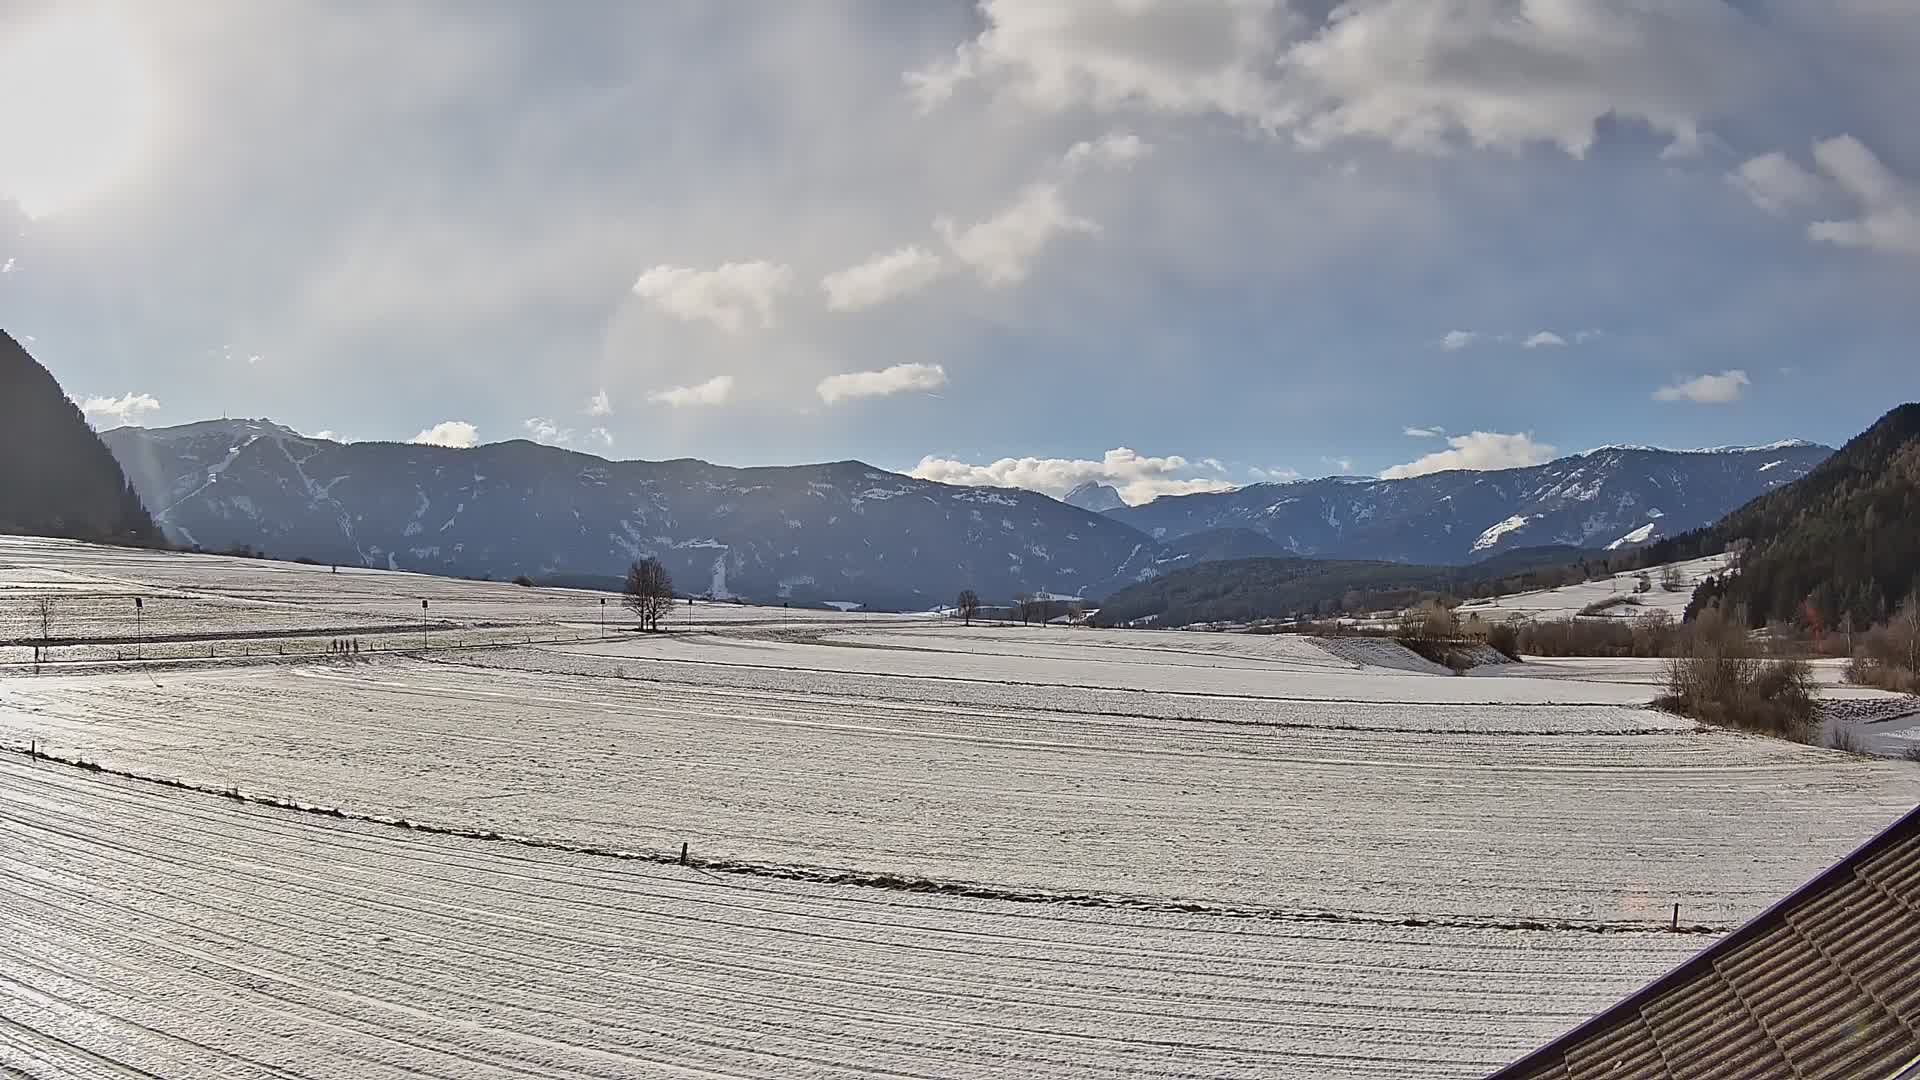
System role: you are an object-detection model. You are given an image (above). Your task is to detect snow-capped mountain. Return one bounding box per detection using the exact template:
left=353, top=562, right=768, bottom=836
left=101, top=420, right=1830, bottom=603
left=1106, top=442, right=1832, bottom=564
left=103, top=420, right=1180, bottom=607
left=1062, top=481, right=1126, bottom=513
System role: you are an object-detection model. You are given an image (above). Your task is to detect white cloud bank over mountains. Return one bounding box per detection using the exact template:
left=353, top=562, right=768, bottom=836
left=410, top=420, right=479, bottom=448
left=76, top=392, right=161, bottom=428
left=911, top=447, right=1234, bottom=505
left=1379, top=430, right=1558, bottom=480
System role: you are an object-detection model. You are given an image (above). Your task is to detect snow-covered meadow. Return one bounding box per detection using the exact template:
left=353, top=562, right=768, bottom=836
left=2, top=538, right=1917, bottom=1078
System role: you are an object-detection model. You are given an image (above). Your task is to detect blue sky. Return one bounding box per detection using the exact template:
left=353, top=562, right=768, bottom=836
left=2, top=1, right=1917, bottom=504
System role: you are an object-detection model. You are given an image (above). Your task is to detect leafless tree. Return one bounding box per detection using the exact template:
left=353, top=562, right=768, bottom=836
left=623, top=558, right=675, bottom=631
left=1894, top=589, right=1920, bottom=677
left=1660, top=564, right=1685, bottom=592
left=955, top=589, right=979, bottom=626
left=35, top=597, right=52, bottom=643
left=1011, top=592, right=1030, bottom=626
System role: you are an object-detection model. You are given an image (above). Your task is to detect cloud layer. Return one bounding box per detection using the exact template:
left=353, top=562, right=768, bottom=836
left=821, top=246, right=946, bottom=312
left=911, top=447, right=1235, bottom=505
left=1653, top=370, right=1749, bottom=404
left=816, top=363, right=947, bottom=405
left=936, top=185, right=1097, bottom=285
left=648, top=375, right=735, bottom=408
left=631, top=262, right=793, bottom=333
left=75, top=392, right=160, bottom=428
left=410, top=420, right=479, bottom=448
left=1379, top=431, right=1558, bottom=480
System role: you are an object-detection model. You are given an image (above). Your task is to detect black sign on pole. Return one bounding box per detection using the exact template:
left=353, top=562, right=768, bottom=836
left=421, top=598, right=428, bottom=649
left=134, top=596, right=143, bottom=660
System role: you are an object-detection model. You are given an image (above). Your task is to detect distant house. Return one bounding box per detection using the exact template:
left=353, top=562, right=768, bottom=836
left=1488, top=804, right=1920, bottom=1080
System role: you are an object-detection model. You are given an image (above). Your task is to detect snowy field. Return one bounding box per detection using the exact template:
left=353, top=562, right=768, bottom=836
left=2, top=538, right=1918, bottom=1078
left=1455, top=554, right=1731, bottom=623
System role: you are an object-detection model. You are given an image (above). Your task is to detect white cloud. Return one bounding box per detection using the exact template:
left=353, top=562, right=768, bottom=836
left=312, top=430, right=339, bottom=442
left=1806, top=135, right=1920, bottom=257
left=1729, top=151, right=1825, bottom=215
left=1523, top=330, right=1567, bottom=348
left=587, top=426, right=613, bottom=448
left=1653, top=369, right=1749, bottom=404
left=410, top=420, right=479, bottom=447
left=1247, top=465, right=1300, bottom=481
left=1379, top=431, right=1558, bottom=479
left=631, top=260, right=793, bottom=333
left=1277, top=1, right=1752, bottom=159
left=1, top=258, right=14, bottom=273
left=1439, top=330, right=1477, bottom=351
left=522, top=416, right=572, bottom=445
left=1403, top=426, right=1443, bottom=438
left=911, top=446, right=1235, bottom=505
left=821, top=245, right=946, bottom=311
left=1323, top=456, right=1355, bottom=474
left=1063, top=131, right=1152, bottom=170
left=1199, top=457, right=1225, bottom=472
left=912, top=0, right=1756, bottom=159
left=76, top=392, right=161, bottom=428
left=647, top=374, right=735, bottom=408
left=583, top=388, right=612, bottom=417
left=906, top=0, right=1288, bottom=119
left=936, top=184, right=1097, bottom=286
left=816, top=362, right=947, bottom=405
left=1572, top=329, right=1603, bottom=344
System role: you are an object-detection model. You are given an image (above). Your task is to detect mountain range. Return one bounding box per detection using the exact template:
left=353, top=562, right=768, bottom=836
left=102, top=416, right=1831, bottom=608
left=1106, top=442, right=1830, bottom=562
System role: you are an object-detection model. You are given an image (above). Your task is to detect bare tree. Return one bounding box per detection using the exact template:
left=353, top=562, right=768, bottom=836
left=1894, top=589, right=1920, bottom=677
left=955, top=589, right=979, bottom=626
left=1660, top=563, right=1685, bottom=592
left=1011, top=592, right=1030, bottom=626
left=623, top=558, right=675, bottom=631
left=35, top=597, right=52, bottom=643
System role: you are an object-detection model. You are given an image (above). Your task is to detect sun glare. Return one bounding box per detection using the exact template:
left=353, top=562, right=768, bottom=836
left=0, top=4, right=154, bottom=219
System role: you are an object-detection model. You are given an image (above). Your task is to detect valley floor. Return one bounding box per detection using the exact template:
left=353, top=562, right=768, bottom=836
left=2, top=537, right=1917, bottom=1077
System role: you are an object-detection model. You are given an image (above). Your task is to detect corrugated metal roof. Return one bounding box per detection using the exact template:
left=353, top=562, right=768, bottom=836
left=1489, top=804, right=1920, bottom=1080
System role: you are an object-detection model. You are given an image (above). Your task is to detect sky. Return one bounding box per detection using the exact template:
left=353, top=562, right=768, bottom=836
left=2, top=1, right=1918, bottom=505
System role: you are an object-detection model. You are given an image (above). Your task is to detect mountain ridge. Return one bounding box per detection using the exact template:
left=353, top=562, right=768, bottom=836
left=1105, top=442, right=1831, bottom=563
left=103, top=416, right=1832, bottom=607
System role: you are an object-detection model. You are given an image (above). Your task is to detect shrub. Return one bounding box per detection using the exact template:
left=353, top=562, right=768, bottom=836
left=1826, top=725, right=1864, bottom=754
left=1486, top=621, right=1522, bottom=661
left=1517, top=618, right=1637, bottom=657
left=1844, top=656, right=1919, bottom=694
left=1579, top=595, right=1642, bottom=616
left=1656, top=612, right=1819, bottom=741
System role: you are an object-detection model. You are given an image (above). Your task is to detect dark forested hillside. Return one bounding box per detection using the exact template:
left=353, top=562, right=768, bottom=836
left=0, top=331, right=160, bottom=545
left=1639, top=403, right=1920, bottom=628
left=1090, top=545, right=1598, bottom=628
